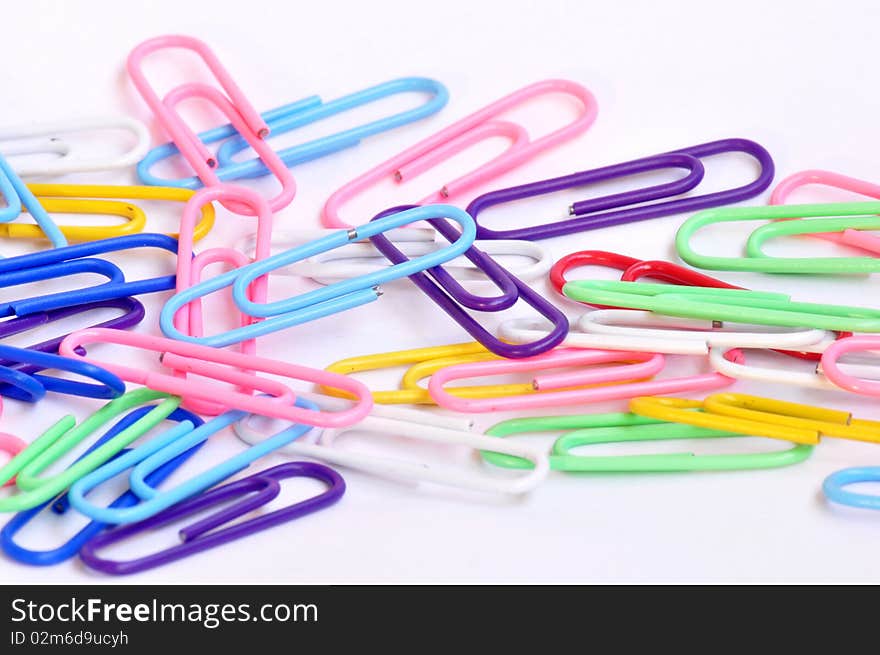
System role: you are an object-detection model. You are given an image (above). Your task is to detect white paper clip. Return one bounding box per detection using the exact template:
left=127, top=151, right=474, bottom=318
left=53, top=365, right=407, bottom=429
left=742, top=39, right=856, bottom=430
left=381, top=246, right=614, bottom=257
left=236, top=230, right=552, bottom=286
left=234, top=395, right=549, bottom=495
left=0, top=117, right=151, bottom=176
left=709, top=343, right=880, bottom=390
left=499, top=311, right=835, bottom=356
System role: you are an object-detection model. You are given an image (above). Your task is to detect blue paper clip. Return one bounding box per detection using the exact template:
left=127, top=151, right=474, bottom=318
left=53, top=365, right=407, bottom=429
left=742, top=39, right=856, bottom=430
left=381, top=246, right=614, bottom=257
left=0, top=234, right=179, bottom=316
left=79, top=461, right=344, bottom=575
left=823, top=467, right=880, bottom=511
left=0, top=407, right=204, bottom=566
left=68, top=397, right=319, bottom=525
left=0, top=345, right=125, bottom=402
left=0, top=257, right=125, bottom=319
left=160, top=205, right=476, bottom=347
left=0, top=153, right=67, bottom=248
left=137, top=78, right=449, bottom=187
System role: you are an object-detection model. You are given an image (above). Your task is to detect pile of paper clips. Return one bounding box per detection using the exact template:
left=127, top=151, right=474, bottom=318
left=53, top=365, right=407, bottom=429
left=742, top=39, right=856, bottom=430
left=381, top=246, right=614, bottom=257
left=0, top=33, right=878, bottom=576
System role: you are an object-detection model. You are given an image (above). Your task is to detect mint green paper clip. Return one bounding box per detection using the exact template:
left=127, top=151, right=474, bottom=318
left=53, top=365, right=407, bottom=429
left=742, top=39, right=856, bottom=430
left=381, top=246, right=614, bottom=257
left=551, top=423, right=813, bottom=472
left=482, top=412, right=813, bottom=472
left=676, top=201, right=880, bottom=274
left=0, top=389, right=182, bottom=512
left=483, top=413, right=661, bottom=469
left=561, top=280, right=880, bottom=332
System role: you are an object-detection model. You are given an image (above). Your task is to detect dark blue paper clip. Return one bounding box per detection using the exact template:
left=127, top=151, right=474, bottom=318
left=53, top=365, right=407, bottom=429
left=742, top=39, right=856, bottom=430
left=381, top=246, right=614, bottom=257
left=0, top=298, right=142, bottom=401
left=0, top=234, right=179, bottom=316
left=137, top=78, right=448, bottom=187
left=0, top=407, right=204, bottom=566
left=0, top=345, right=125, bottom=402
left=368, top=206, right=568, bottom=358
left=0, top=257, right=125, bottom=319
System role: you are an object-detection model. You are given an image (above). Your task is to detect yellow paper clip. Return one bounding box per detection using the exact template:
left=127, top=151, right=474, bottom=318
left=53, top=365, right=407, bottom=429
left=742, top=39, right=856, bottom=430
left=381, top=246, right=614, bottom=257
left=630, top=393, right=880, bottom=445
left=323, top=342, right=499, bottom=404
left=0, top=184, right=216, bottom=243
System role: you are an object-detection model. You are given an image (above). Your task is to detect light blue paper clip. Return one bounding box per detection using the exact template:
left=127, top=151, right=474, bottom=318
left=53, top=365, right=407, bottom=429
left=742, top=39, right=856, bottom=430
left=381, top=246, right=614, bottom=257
left=0, top=154, right=67, bottom=248
left=160, top=204, right=476, bottom=347
left=137, top=77, right=448, bottom=188
left=823, top=466, right=880, bottom=511
left=67, top=397, right=318, bottom=525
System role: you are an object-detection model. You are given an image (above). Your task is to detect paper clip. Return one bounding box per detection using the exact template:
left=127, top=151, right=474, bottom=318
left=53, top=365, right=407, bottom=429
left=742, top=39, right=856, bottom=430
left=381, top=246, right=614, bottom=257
left=0, top=298, right=145, bottom=364
left=11, top=184, right=216, bottom=242
left=0, top=117, right=151, bottom=176
left=0, top=135, right=68, bottom=166
left=707, top=344, right=859, bottom=390
left=426, top=348, right=739, bottom=412
left=235, top=230, right=552, bottom=286
left=323, top=343, right=664, bottom=408
left=482, top=412, right=812, bottom=472
left=171, top=186, right=271, bottom=352
left=770, top=169, right=880, bottom=255
left=127, top=35, right=295, bottom=214
left=322, top=342, right=494, bottom=405
left=820, top=335, right=880, bottom=397
left=160, top=205, right=477, bottom=347
left=0, top=434, right=26, bottom=487
left=548, top=248, right=845, bottom=361
left=139, top=78, right=449, bottom=187
left=79, top=462, right=344, bottom=575
left=60, top=328, right=373, bottom=428
left=166, top=184, right=274, bottom=415
left=500, top=313, right=834, bottom=356
left=0, top=154, right=67, bottom=248
left=630, top=394, right=880, bottom=445
left=0, top=389, right=181, bottom=512
left=467, top=138, right=774, bottom=240
left=0, top=345, right=125, bottom=403
left=823, top=467, right=880, bottom=511
left=66, top=396, right=322, bottom=525
left=0, top=406, right=204, bottom=566
left=549, top=250, right=739, bottom=303
left=0, top=233, right=180, bottom=317
left=368, top=205, right=567, bottom=357
left=322, top=79, right=598, bottom=228
left=562, top=280, right=880, bottom=333
left=676, top=201, right=880, bottom=274
left=483, top=412, right=659, bottom=469
left=235, top=397, right=549, bottom=494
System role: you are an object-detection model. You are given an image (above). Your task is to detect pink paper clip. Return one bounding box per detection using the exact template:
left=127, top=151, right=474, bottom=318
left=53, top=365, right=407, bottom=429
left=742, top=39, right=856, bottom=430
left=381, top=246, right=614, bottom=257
left=426, top=348, right=741, bottom=413
left=127, top=35, right=296, bottom=215
left=322, top=79, right=598, bottom=228
left=0, top=432, right=27, bottom=488
left=59, top=328, right=372, bottom=428
left=770, top=169, right=880, bottom=254
left=820, top=335, right=880, bottom=397
left=172, top=185, right=274, bottom=415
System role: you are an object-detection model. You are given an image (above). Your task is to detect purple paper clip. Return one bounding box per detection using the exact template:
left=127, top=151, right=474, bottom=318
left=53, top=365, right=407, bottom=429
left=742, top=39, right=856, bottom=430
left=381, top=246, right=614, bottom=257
left=369, top=205, right=568, bottom=358
left=0, top=297, right=145, bottom=376
left=79, top=462, right=345, bottom=575
left=468, top=138, right=775, bottom=241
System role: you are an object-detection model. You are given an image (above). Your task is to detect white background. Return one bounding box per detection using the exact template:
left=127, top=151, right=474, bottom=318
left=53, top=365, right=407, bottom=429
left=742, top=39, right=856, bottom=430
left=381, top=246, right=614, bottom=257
left=2, top=0, right=880, bottom=584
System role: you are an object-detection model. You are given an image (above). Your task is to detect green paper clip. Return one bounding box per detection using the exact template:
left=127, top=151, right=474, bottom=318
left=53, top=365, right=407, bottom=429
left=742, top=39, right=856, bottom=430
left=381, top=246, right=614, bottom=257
left=0, top=388, right=181, bottom=512
left=483, top=412, right=813, bottom=472
left=676, top=201, right=880, bottom=274
left=561, top=280, right=880, bottom=332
